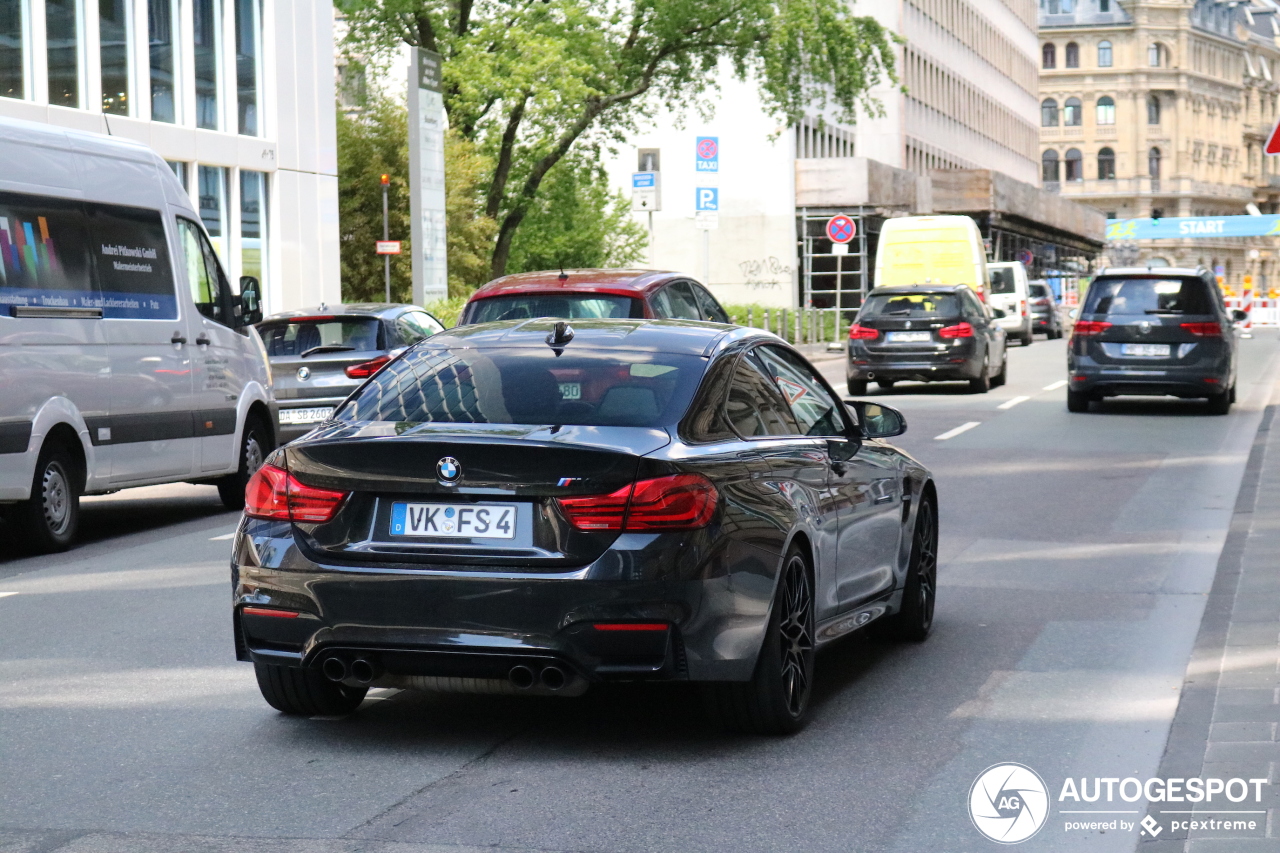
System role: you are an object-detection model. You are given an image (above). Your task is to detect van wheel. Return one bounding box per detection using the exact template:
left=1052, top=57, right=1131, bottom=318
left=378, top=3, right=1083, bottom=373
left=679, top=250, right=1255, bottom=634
left=13, top=442, right=80, bottom=553
left=217, top=417, right=270, bottom=511
left=847, top=379, right=868, bottom=396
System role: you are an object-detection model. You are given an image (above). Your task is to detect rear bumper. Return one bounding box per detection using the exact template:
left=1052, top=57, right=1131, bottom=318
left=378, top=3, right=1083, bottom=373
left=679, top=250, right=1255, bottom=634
left=847, top=351, right=982, bottom=382
left=232, top=519, right=778, bottom=684
left=1068, top=357, right=1230, bottom=398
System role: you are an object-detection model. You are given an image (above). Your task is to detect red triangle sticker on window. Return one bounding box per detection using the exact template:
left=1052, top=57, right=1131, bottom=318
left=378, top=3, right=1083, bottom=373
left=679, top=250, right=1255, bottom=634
left=1267, top=118, right=1280, bottom=155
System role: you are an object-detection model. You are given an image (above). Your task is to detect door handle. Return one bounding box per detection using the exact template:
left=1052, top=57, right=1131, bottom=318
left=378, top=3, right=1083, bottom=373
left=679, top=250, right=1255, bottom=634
left=196, top=334, right=211, bottom=346
left=170, top=333, right=187, bottom=345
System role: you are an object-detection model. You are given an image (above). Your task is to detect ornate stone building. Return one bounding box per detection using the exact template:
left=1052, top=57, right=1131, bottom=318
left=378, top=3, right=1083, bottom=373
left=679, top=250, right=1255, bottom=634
left=1039, top=0, right=1280, bottom=289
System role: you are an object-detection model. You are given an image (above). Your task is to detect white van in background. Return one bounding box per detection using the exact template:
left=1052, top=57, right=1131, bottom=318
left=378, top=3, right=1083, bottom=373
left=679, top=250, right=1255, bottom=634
left=987, top=261, right=1034, bottom=346
left=0, top=117, right=274, bottom=553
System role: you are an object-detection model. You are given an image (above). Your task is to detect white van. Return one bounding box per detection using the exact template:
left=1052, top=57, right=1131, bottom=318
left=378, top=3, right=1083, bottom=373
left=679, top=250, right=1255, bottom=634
left=987, top=261, right=1034, bottom=346
left=0, top=117, right=274, bottom=552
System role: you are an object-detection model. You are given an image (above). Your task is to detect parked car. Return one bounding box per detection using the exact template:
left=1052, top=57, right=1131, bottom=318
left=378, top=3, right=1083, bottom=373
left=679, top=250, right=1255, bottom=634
left=233, top=318, right=937, bottom=734
left=1067, top=267, right=1243, bottom=414
left=0, top=117, right=272, bottom=553
left=846, top=285, right=1008, bottom=395
left=257, top=304, right=445, bottom=443
left=988, top=261, right=1034, bottom=346
left=1029, top=280, right=1064, bottom=338
left=458, top=269, right=730, bottom=325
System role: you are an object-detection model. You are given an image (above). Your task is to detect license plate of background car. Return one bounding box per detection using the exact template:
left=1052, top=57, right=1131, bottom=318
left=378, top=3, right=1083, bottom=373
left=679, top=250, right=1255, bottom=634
left=390, top=502, right=517, bottom=538
left=1121, top=344, right=1171, bottom=357
left=279, top=407, right=333, bottom=425
left=886, top=331, right=932, bottom=343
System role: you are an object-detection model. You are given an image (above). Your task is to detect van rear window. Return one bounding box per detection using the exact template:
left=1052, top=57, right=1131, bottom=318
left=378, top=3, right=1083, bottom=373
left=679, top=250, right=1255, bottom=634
left=1083, top=278, right=1214, bottom=316
left=990, top=268, right=1017, bottom=294
left=861, top=292, right=958, bottom=318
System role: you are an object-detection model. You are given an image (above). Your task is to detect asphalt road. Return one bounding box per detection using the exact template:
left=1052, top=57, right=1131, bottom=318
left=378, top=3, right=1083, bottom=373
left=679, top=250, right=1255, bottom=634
left=2, top=330, right=1278, bottom=853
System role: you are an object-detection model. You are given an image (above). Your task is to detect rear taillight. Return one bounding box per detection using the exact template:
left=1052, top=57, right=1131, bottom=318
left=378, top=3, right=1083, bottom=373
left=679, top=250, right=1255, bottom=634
left=557, top=473, right=718, bottom=532
left=345, top=355, right=391, bottom=379
left=1073, top=320, right=1112, bottom=337
left=1181, top=322, right=1221, bottom=337
left=848, top=324, right=879, bottom=340
left=244, top=464, right=349, bottom=523
left=938, top=322, right=974, bottom=339
left=1031, top=298, right=1049, bottom=306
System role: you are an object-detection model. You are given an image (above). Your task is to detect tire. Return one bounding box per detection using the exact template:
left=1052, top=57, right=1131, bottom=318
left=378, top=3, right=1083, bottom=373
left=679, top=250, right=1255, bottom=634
left=1230, top=384, right=1238, bottom=404
left=847, top=379, right=868, bottom=396
left=991, top=353, right=1008, bottom=388
left=969, top=356, right=991, bottom=394
left=1020, top=331, right=1034, bottom=347
left=1066, top=389, right=1090, bottom=412
left=877, top=379, right=896, bottom=390
left=254, top=662, right=367, bottom=716
left=11, top=442, right=80, bottom=554
left=217, top=416, right=271, bottom=511
left=703, top=547, right=815, bottom=735
left=1206, top=389, right=1232, bottom=415
left=882, top=497, right=938, bottom=642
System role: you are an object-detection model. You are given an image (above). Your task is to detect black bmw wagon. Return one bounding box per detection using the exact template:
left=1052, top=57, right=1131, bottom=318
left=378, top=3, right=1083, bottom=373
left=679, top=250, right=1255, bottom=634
left=232, top=319, right=937, bottom=733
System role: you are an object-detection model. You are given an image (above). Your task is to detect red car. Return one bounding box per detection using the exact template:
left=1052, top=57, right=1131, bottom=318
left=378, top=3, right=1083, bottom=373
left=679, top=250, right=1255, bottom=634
left=458, top=269, right=731, bottom=325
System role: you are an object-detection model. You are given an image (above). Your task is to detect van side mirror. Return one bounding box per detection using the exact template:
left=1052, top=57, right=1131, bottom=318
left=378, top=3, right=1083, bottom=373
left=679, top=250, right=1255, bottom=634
left=845, top=401, right=907, bottom=439
left=239, top=276, right=263, bottom=327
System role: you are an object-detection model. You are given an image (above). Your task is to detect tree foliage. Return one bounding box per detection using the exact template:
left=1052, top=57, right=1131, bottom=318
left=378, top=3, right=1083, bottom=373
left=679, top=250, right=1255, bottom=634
left=337, top=0, right=897, bottom=278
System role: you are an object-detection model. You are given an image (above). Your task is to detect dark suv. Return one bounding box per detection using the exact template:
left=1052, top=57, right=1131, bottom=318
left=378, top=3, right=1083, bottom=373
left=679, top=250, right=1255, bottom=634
left=1067, top=268, right=1244, bottom=414
left=846, top=285, right=1008, bottom=395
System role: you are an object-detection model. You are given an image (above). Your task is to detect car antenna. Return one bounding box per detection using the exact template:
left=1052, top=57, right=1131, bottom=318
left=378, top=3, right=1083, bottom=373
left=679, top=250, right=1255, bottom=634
left=546, top=320, right=574, bottom=355
left=558, top=267, right=568, bottom=282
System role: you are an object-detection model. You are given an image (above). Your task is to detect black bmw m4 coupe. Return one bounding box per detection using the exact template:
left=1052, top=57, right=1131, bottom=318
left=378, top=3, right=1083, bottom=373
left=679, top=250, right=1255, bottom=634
left=232, top=318, right=937, bottom=734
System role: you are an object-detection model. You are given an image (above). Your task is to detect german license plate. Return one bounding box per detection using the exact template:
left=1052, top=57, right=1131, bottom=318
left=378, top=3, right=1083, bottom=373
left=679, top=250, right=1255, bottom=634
left=390, top=502, right=516, bottom=538
left=279, top=407, right=333, bottom=425
left=559, top=382, right=581, bottom=400
left=886, top=331, right=931, bottom=343
left=1121, top=343, right=1170, bottom=357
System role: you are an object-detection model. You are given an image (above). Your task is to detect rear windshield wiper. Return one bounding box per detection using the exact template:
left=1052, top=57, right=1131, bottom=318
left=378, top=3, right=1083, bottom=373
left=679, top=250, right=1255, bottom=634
left=884, top=309, right=914, bottom=315
left=300, top=345, right=356, bottom=358
left=1143, top=310, right=1183, bottom=315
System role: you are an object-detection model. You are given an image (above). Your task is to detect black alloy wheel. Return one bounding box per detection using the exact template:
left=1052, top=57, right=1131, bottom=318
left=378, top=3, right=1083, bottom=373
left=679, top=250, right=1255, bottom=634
left=877, top=379, right=896, bottom=390
left=218, top=416, right=270, bottom=511
left=991, top=352, right=1008, bottom=388
left=1206, top=388, right=1232, bottom=415
left=1066, top=389, right=1090, bottom=412
left=704, top=547, right=815, bottom=735
left=969, top=355, right=991, bottom=394
left=847, top=378, right=868, bottom=396
left=254, top=662, right=367, bottom=716
left=885, top=498, right=938, bottom=641
left=9, top=442, right=80, bottom=554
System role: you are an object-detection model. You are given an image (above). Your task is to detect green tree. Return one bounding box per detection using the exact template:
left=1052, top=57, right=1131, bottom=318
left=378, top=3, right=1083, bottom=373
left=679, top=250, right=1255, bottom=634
left=337, top=0, right=897, bottom=278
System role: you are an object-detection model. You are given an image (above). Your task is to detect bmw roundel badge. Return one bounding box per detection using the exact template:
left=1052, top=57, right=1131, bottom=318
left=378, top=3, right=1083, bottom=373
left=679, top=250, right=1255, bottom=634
left=437, top=457, right=461, bottom=483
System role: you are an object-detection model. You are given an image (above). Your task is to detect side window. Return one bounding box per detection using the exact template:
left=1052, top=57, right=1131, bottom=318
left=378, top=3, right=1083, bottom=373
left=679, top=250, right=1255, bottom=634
left=177, top=217, right=232, bottom=325
left=692, top=284, right=729, bottom=323
left=0, top=191, right=94, bottom=312
left=723, top=355, right=799, bottom=437
left=754, top=346, right=846, bottom=438
left=661, top=281, right=702, bottom=320
left=87, top=203, right=177, bottom=319
left=396, top=311, right=444, bottom=345
left=961, top=289, right=985, bottom=320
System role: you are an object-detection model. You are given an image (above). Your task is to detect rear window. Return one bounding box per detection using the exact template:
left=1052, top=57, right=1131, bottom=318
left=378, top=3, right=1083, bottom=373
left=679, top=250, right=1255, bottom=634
left=335, top=347, right=704, bottom=428
left=990, top=268, right=1017, bottom=294
left=861, top=292, right=958, bottom=318
left=258, top=317, right=382, bottom=357
left=1029, top=284, right=1050, bottom=298
left=466, top=293, right=644, bottom=324
left=1083, top=278, right=1214, bottom=316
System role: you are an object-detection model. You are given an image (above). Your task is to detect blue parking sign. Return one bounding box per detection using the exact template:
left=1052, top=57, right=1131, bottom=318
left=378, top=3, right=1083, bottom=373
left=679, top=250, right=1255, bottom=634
left=696, top=187, right=719, bottom=211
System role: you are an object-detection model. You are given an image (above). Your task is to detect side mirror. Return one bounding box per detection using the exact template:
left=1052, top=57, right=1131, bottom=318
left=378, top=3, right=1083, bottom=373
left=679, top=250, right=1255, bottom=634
left=1068, top=307, right=1080, bottom=321
left=845, top=401, right=907, bottom=439
left=239, top=276, right=263, bottom=327
left=1232, top=309, right=1248, bottom=323
left=991, top=307, right=1007, bottom=319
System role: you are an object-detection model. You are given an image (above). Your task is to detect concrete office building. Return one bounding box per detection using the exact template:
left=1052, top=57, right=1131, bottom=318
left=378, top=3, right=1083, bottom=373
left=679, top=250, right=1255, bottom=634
left=606, top=0, right=1103, bottom=313
left=0, top=0, right=339, bottom=313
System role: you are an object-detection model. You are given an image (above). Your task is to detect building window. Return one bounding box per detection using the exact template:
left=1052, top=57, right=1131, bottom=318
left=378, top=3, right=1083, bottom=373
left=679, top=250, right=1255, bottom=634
left=149, top=0, right=176, bottom=123
left=1064, top=97, right=1082, bottom=126
left=1065, top=42, right=1079, bottom=68
left=1065, top=148, right=1083, bottom=181
left=235, top=0, right=261, bottom=136
left=198, top=164, right=228, bottom=259
left=1042, top=149, right=1060, bottom=183
left=0, top=0, right=24, bottom=100
left=100, top=0, right=129, bottom=115
left=193, top=0, right=219, bottom=130
left=1098, top=40, right=1112, bottom=67
left=1043, top=43, right=1056, bottom=69
left=166, top=159, right=188, bottom=190
left=240, top=169, right=267, bottom=289
left=1041, top=98, right=1059, bottom=127
left=1147, top=94, right=1160, bottom=125
left=1149, top=43, right=1162, bottom=67
left=1098, top=147, right=1116, bottom=180
left=1096, top=96, right=1116, bottom=125
left=46, top=0, right=80, bottom=109
left=1100, top=0, right=1110, bottom=11
left=1149, top=147, right=1162, bottom=179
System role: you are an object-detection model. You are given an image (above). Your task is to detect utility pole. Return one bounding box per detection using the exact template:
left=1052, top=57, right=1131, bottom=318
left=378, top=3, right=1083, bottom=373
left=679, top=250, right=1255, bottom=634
left=381, top=173, right=391, bottom=302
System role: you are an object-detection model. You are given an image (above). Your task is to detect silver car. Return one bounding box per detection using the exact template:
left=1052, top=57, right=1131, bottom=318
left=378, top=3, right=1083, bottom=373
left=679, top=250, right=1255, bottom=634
left=258, top=304, right=445, bottom=443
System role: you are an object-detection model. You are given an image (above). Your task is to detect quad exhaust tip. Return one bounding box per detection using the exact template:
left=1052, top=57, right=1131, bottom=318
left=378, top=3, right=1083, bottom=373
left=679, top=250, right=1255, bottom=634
left=321, top=656, right=348, bottom=682
left=540, top=666, right=566, bottom=691
left=508, top=665, right=536, bottom=689
left=350, top=658, right=381, bottom=684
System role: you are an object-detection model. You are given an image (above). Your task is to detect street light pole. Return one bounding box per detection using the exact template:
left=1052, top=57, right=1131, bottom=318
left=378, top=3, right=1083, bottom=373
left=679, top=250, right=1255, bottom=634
left=381, top=173, right=391, bottom=302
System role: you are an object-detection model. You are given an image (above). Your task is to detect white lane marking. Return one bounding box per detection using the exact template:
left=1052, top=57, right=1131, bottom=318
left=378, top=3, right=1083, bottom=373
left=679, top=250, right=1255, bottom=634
left=1043, top=380, right=1068, bottom=391
left=934, top=421, right=981, bottom=441
left=997, top=395, right=1030, bottom=410
left=209, top=532, right=236, bottom=541
left=0, top=592, right=17, bottom=599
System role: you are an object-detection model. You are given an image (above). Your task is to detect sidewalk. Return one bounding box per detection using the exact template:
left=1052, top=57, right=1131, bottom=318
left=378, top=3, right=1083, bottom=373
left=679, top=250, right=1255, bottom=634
left=1143, top=398, right=1280, bottom=851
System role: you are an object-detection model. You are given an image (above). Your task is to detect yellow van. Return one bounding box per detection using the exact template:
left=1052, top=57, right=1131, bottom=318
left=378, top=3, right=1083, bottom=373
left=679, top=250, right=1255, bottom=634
left=874, top=215, right=990, bottom=300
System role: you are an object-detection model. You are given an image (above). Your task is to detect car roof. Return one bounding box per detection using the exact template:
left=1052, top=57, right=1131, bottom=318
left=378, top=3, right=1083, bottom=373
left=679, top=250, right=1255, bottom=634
left=419, top=317, right=770, bottom=357
left=1094, top=267, right=1207, bottom=278
left=260, top=303, right=415, bottom=322
left=866, top=284, right=968, bottom=295
left=468, top=269, right=687, bottom=301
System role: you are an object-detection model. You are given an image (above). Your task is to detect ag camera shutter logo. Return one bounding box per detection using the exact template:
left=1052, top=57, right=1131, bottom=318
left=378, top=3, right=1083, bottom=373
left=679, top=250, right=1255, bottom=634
left=968, top=763, right=1050, bottom=844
